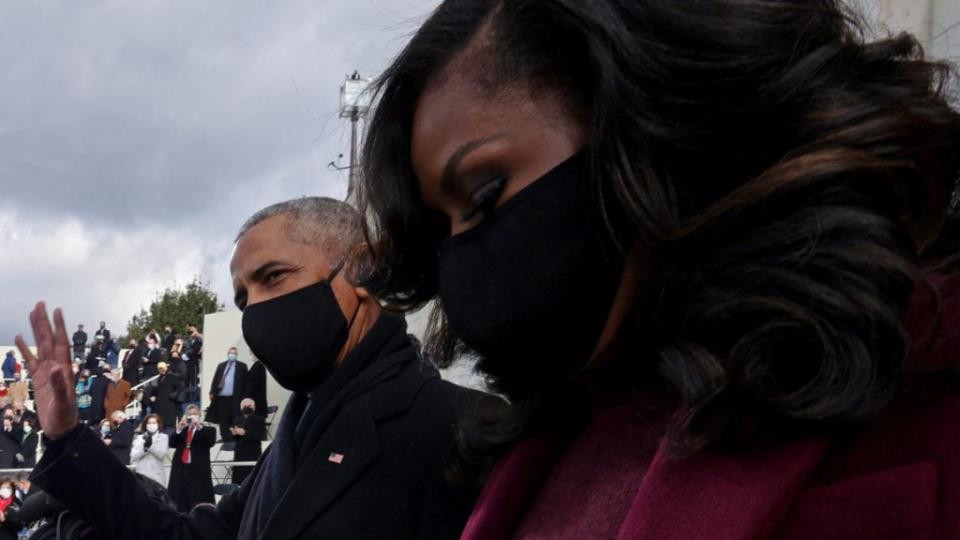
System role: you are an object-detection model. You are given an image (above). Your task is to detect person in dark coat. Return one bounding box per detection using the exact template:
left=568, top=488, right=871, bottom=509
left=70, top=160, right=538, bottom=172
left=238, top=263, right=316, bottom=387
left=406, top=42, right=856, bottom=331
left=168, top=351, right=188, bottom=381
left=95, top=321, right=110, bottom=343
left=167, top=405, right=216, bottom=512
left=161, top=326, right=178, bottom=352
left=151, top=362, right=183, bottom=433
left=183, top=327, right=203, bottom=387
left=71, top=324, right=87, bottom=360
left=121, top=339, right=143, bottom=386
left=24, top=197, right=485, bottom=539
left=0, top=414, right=18, bottom=470
left=87, top=369, right=111, bottom=425
left=102, top=411, right=134, bottom=465
left=229, top=398, right=265, bottom=485
left=85, top=339, right=108, bottom=372
left=208, top=349, right=248, bottom=443
left=140, top=339, right=163, bottom=380
left=13, top=418, right=38, bottom=468
left=245, top=359, right=268, bottom=417
left=1, top=352, right=17, bottom=382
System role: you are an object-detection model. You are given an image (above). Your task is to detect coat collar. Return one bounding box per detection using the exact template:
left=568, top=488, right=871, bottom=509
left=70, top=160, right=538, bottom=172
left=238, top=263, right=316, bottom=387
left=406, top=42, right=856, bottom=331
left=461, top=432, right=830, bottom=540
left=260, top=395, right=381, bottom=539
left=257, top=328, right=432, bottom=540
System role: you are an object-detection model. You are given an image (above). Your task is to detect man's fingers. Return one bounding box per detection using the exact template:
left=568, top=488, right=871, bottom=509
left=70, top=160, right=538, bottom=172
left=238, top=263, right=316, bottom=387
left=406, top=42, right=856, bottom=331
left=14, top=335, right=38, bottom=374
left=53, top=308, right=69, bottom=348
left=30, top=302, right=54, bottom=355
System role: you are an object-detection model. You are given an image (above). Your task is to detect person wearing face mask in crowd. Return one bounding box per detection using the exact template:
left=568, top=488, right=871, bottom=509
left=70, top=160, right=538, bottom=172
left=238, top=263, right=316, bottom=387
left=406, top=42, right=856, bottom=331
left=95, top=322, right=110, bottom=343
left=141, top=338, right=162, bottom=380
left=0, top=413, right=18, bottom=470
left=85, top=335, right=109, bottom=373
left=103, top=369, right=132, bottom=426
left=122, top=338, right=143, bottom=387
left=168, top=350, right=188, bottom=381
left=0, top=478, right=18, bottom=540
left=131, top=414, right=170, bottom=487
left=209, top=347, right=248, bottom=443
left=150, top=362, right=183, bottom=435
left=13, top=419, right=37, bottom=468
left=229, top=398, right=265, bottom=485
left=162, top=326, right=178, bottom=352
left=11, top=401, right=37, bottom=433
left=183, top=326, right=203, bottom=388
left=101, top=411, right=134, bottom=466
left=167, top=405, right=216, bottom=512
left=17, top=196, right=487, bottom=539
left=14, top=472, right=32, bottom=504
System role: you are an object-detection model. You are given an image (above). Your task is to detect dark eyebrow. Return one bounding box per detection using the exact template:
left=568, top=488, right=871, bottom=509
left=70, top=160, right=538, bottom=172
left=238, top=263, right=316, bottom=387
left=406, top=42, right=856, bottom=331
left=440, top=134, right=507, bottom=199
left=249, top=260, right=289, bottom=282
left=234, top=260, right=290, bottom=309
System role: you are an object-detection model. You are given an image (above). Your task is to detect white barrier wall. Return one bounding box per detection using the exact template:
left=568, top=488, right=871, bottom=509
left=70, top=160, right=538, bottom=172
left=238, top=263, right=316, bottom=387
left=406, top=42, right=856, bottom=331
left=201, top=310, right=290, bottom=436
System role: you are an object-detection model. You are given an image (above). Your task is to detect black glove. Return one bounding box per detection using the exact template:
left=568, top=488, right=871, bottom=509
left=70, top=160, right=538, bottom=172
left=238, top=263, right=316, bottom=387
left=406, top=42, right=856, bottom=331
left=144, top=434, right=152, bottom=449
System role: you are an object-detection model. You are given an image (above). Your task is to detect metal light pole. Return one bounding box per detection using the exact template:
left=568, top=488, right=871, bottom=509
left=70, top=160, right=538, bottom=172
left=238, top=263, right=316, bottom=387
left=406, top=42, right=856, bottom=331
left=338, top=71, right=373, bottom=205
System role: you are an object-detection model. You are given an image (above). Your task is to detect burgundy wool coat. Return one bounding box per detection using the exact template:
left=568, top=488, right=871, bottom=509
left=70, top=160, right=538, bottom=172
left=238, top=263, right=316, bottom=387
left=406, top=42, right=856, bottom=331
left=462, top=273, right=960, bottom=540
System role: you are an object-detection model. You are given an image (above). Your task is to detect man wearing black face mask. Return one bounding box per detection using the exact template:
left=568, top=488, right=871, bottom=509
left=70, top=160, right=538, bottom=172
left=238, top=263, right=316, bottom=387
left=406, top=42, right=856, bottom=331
left=20, top=196, right=487, bottom=540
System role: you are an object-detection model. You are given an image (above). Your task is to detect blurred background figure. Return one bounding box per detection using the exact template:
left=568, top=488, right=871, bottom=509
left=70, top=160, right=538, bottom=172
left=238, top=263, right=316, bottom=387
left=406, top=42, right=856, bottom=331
left=14, top=418, right=37, bottom=468
left=168, top=404, right=215, bottom=512
left=0, top=353, right=16, bottom=383
left=209, top=347, right=247, bottom=443
left=230, top=398, right=264, bottom=485
left=103, top=369, right=132, bottom=427
left=131, top=414, right=169, bottom=487
left=71, top=324, right=87, bottom=361
left=151, top=362, right=183, bottom=436
left=101, top=411, right=134, bottom=466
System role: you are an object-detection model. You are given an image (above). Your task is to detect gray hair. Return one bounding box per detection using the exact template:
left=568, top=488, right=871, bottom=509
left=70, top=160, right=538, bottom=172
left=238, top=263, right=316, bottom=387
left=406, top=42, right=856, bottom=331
left=236, top=197, right=366, bottom=267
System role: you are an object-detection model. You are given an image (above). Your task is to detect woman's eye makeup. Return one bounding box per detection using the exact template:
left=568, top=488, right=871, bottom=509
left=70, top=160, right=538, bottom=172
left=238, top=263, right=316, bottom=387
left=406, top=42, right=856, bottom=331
left=460, top=175, right=509, bottom=223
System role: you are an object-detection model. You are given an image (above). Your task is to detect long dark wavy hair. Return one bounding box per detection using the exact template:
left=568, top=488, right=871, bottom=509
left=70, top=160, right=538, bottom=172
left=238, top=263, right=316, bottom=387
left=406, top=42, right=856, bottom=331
left=359, top=0, right=960, bottom=481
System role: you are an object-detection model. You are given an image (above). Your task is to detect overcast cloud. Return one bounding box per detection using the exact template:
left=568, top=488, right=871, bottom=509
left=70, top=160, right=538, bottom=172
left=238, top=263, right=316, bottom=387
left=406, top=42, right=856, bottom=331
left=0, top=0, right=439, bottom=343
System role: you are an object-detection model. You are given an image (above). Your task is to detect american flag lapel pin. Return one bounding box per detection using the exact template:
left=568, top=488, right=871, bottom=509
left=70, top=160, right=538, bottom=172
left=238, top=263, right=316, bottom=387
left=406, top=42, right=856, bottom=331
left=328, top=452, right=345, bottom=464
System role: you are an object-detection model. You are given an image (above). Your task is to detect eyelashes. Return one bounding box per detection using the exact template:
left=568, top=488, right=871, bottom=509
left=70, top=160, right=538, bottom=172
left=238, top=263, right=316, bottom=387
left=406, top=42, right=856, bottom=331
left=461, top=175, right=509, bottom=223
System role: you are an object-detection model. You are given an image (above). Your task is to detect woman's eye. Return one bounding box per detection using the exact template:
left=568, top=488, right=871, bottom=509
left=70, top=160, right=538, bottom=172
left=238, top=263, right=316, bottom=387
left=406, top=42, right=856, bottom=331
left=461, top=175, right=508, bottom=223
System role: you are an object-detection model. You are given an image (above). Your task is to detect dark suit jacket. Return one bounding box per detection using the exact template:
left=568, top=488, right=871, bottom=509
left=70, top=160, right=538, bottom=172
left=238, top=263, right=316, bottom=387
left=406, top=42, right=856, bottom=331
left=16, top=430, right=38, bottom=468
left=107, top=421, right=134, bottom=465
left=245, top=361, right=268, bottom=416
left=153, top=373, right=184, bottom=429
left=231, top=414, right=265, bottom=463
left=210, top=360, right=249, bottom=419
left=30, top=315, right=485, bottom=540
left=141, top=349, right=163, bottom=379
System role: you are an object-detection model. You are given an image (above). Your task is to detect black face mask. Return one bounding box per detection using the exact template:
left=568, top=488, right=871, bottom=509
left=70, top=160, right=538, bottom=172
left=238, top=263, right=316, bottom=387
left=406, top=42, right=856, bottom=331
left=241, top=266, right=357, bottom=392
left=438, top=151, right=626, bottom=393
left=242, top=407, right=254, bottom=415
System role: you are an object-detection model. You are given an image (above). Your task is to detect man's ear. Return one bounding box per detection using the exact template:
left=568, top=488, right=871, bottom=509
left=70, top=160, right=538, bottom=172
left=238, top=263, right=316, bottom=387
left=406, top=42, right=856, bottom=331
left=354, top=286, right=372, bottom=300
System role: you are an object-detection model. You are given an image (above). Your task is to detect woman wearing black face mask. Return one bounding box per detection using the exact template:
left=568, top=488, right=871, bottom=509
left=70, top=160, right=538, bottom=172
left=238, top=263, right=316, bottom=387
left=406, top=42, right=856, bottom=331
left=360, top=0, right=960, bottom=538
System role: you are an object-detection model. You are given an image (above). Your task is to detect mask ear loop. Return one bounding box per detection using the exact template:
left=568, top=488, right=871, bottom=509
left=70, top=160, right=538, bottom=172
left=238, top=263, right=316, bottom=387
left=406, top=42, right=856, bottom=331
left=327, top=258, right=361, bottom=331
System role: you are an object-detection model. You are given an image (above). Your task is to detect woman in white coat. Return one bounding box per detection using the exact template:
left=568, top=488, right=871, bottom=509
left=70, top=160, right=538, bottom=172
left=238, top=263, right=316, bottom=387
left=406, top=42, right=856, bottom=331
left=130, top=414, right=169, bottom=487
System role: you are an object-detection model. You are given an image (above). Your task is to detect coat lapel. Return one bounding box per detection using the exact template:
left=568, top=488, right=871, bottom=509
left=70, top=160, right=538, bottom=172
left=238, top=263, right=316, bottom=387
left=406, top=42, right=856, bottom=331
left=259, top=395, right=381, bottom=540
left=616, top=437, right=830, bottom=540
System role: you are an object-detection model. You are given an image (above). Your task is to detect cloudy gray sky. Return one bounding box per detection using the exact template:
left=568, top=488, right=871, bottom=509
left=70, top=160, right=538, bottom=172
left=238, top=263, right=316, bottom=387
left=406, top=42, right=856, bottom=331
left=1, top=1, right=958, bottom=345
left=0, top=0, right=439, bottom=343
